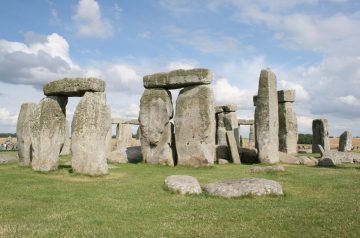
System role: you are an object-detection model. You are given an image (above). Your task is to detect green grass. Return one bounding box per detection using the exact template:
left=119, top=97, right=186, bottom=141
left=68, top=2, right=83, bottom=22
left=0, top=156, right=359, bottom=238
left=0, top=151, right=18, bottom=157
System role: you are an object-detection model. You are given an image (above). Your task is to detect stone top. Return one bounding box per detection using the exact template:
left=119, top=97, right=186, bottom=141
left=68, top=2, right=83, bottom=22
left=278, top=90, right=295, bottom=103
left=112, top=118, right=139, bottom=125
left=214, top=104, right=237, bottom=113
left=214, top=106, right=224, bottom=113
left=43, top=78, right=105, bottom=97
left=238, top=119, right=254, bottom=125
left=143, top=68, right=211, bottom=89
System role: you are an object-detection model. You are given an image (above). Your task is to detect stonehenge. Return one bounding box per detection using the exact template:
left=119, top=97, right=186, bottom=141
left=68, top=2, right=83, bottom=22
left=140, top=68, right=215, bottom=167
left=339, top=130, right=352, bottom=152
left=237, top=119, right=255, bottom=149
left=312, top=119, right=330, bottom=153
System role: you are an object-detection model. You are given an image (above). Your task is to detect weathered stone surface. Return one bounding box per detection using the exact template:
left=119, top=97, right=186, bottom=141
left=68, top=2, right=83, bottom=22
left=250, top=165, right=285, bottom=173
left=203, top=178, right=283, bottom=198
left=216, top=112, right=227, bottom=145
left=43, top=78, right=105, bottom=97
left=30, top=96, right=67, bottom=171
left=71, top=92, right=111, bottom=175
left=299, top=156, right=318, bottom=166
left=108, top=150, right=128, bottom=164
left=164, top=175, right=202, bottom=195
left=238, top=119, right=254, bottom=125
left=107, top=146, right=143, bottom=164
left=255, top=69, right=279, bottom=163
left=218, top=159, right=229, bottom=164
left=175, top=85, right=215, bottom=167
left=339, top=130, right=352, bottom=152
left=215, top=106, right=224, bottom=113
left=222, top=104, right=237, bottom=112
left=60, top=120, right=71, bottom=155
left=16, top=102, right=36, bottom=166
left=249, top=125, right=255, bottom=148
left=108, top=123, right=133, bottom=163
left=226, top=131, right=241, bottom=164
left=312, top=119, right=330, bottom=153
left=239, top=148, right=258, bottom=163
left=278, top=90, right=295, bottom=103
left=139, top=89, right=174, bottom=166
left=223, top=111, right=239, bottom=145
left=144, top=68, right=211, bottom=89
left=317, top=145, right=360, bottom=166
left=216, top=145, right=230, bottom=161
left=279, top=152, right=300, bottom=164
left=0, top=156, right=17, bottom=164
left=278, top=91, right=298, bottom=154
left=112, top=118, right=139, bottom=125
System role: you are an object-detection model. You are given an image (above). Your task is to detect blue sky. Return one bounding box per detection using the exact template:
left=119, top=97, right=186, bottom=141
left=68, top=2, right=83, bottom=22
left=1, top=0, right=360, bottom=136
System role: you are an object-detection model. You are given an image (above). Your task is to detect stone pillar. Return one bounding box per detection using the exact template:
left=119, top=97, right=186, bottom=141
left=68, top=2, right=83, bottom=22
left=175, top=85, right=215, bottom=166
left=108, top=123, right=133, bottom=163
left=278, top=90, right=298, bottom=154
left=254, top=69, right=279, bottom=163
left=249, top=125, right=255, bottom=148
left=312, top=119, right=330, bottom=153
left=139, top=89, right=174, bottom=166
left=30, top=96, right=67, bottom=171
left=215, top=107, right=227, bottom=145
left=339, top=130, right=352, bottom=152
left=60, top=120, right=71, bottom=155
left=222, top=104, right=239, bottom=146
left=71, top=92, right=111, bottom=175
left=16, top=102, right=36, bottom=166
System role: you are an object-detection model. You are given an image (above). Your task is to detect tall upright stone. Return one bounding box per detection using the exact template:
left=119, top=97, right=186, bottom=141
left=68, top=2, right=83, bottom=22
left=139, top=89, right=174, bottom=166
left=339, top=130, right=352, bottom=152
left=222, top=104, right=239, bottom=146
left=254, top=69, right=279, bottom=163
left=278, top=90, right=298, bottom=154
left=312, top=119, right=330, bottom=153
left=71, top=92, right=111, bottom=175
left=60, top=120, right=71, bottom=155
left=108, top=123, right=133, bottom=163
left=30, top=96, right=67, bottom=171
left=16, top=102, right=37, bottom=166
left=249, top=124, right=255, bottom=148
left=175, top=85, right=215, bottom=166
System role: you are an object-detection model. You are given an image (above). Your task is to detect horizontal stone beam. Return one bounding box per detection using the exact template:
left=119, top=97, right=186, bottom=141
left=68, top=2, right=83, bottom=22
left=111, top=118, right=139, bottom=125
left=238, top=119, right=254, bottom=125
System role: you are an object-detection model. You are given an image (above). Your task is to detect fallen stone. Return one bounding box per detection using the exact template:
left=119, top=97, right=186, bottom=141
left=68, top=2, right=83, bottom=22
left=139, top=89, right=175, bottom=166
left=299, top=156, right=318, bottom=166
left=203, top=178, right=283, bottom=198
left=250, top=165, right=285, bottom=173
left=279, top=152, right=300, bottom=164
left=175, top=85, right=215, bottom=167
left=143, top=68, right=211, bottom=89
left=43, top=78, right=105, bottom=97
left=218, top=159, right=229, bottom=164
left=164, top=175, right=202, bottom=195
left=317, top=145, right=360, bottom=166
left=226, top=131, right=241, bottom=164
left=71, top=92, right=111, bottom=175
left=30, top=96, right=67, bottom=172
left=16, top=102, right=36, bottom=166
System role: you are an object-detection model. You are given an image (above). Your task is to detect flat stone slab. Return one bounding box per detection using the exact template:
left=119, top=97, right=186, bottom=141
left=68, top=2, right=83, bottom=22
left=143, top=68, right=211, bottom=89
left=278, top=90, right=295, bottom=103
left=43, top=78, right=105, bottom=97
left=0, top=157, right=17, bottom=164
left=250, top=165, right=285, bottom=173
left=164, top=175, right=202, bottom=195
left=203, top=178, right=283, bottom=198
left=238, top=119, right=254, bottom=125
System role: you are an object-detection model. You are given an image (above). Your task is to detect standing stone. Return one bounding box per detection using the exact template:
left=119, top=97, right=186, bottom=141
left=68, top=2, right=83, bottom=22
left=16, top=102, right=36, bottom=166
left=226, top=131, right=241, bottom=164
left=175, top=85, right=215, bottom=166
left=139, top=89, right=174, bottom=166
left=223, top=104, right=239, bottom=146
left=255, top=69, right=279, bottom=163
left=339, top=130, right=352, bottom=152
left=312, top=119, right=330, bottom=153
left=108, top=123, right=133, bottom=163
left=215, top=111, right=227, bottom=145
left=60, top=120, right=71, bottom=155
left=71, top=92, right=111, bottom=175
left=30, top=96, right=67, bottom=171
left=249, top=125, right=255, bottom=148
left=278, top=90, right=298, bottom=154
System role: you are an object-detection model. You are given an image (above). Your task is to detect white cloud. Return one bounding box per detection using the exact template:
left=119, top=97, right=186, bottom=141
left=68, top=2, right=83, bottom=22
left=0, top=108, right=18, bottom=126
left=337, top=95, right=360, bottom=106
left=166, top=60, right=197, bottom=70
left=73, top=0, right=113, bottom=38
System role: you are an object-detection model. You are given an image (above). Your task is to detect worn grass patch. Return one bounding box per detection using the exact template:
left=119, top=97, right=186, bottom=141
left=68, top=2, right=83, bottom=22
left=0, top=156, right=359, bottom=238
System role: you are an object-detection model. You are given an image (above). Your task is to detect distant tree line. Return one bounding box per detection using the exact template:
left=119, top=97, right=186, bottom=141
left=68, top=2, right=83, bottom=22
left=297, top=134, right=312, bottom=144
left=0, top=133, right=16, bottom=138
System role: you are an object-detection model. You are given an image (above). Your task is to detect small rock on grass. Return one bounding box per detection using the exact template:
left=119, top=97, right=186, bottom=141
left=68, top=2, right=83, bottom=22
left=164, top=175, right=202, bottom=195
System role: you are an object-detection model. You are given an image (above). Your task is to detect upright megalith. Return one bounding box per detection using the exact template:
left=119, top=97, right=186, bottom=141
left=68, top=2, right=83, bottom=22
left=108, top=123, right=132, bottom=163
left=222, top=104, right=239, bottom=146
left=254, top=69, right=279, bottom=163
left=16, top=102, right=36, bottom=166
left=249, top=125, right=255, bottom=148
left=312, top=119, right=330, bottom=153
left=71, top=92, right=111, bottom=175
left=339, top=130, right=352, bottom=152
left=60, top=120, right=71, bottom=155
left=30, top=96, right=67, bottom=171
left=278, top=90, right=298, bottom=154
left=175, top=85, right=215, bottom=166
left=139, top=89, right=174, bottom=166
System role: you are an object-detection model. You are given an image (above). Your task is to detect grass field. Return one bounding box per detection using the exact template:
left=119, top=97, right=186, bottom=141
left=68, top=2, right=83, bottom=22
left=0, top=152, right=359, bottom=237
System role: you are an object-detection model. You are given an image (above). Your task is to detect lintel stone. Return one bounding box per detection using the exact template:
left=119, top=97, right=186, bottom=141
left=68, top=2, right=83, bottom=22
left=278, top=90, right=295, bottom=103
left=43, top=78, right=105, bottom=97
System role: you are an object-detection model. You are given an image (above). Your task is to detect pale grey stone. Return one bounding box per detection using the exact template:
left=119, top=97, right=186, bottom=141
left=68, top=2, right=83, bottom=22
left=16, top=102, right=36, bottom=166
left=255, top=69, right=279, bottom=163
left=112, top=118, right=139, bottom=125
left=215, top=106, right=224, bottom=113
left=139, top=89, right=174, bottom=166
left=312, top=119, right=330, bottom=153
left=238, top=119, right=254, bottom=125
left=108, top=123, right=132, bottom=163
left=299, top=156, right=318, bottom=166
left=339, top=130, right=352, bottom=152
left=226, top=131, right=241, bottom=164
left=43, top=78, right=105, bottom=97
left=144, top=68, right=211, bottom=89
left=279, top=152, right=300, bottom=164
left=108, top=150, right=128, bottom=164
left=317, top=144, right=360, bottom=166
left=216, top=112, right=227, bottom=145
left=249, top=125, right=255, bottom=148
left=71, top=92, right=111, bottom=175
left=164, top=175, right=202, bottom=195
left=107, top=146, right=143, bottom=164
left=175, top=85, right=215, bottom=167
left=203, top=178, right=283, bottom=198
left=278, top=90, right=295, bottom=103
left=60, top=120, right=71, bottom=156
left=223, top=111, right=239, bottom=145
left=30, top=96, right=67, bottom=172
left=250, top=165, right=285, bottom=173
left=278, top=90, right=298, bottom=154
left=218, top=158, right=229, bottom=164
left=222, top=104, right=237, bottom=112
left=0, top=157, right=17, bottom=164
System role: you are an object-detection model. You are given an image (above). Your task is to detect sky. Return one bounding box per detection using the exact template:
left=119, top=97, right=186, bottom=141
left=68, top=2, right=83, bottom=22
left=0, top=0, right=360, bottom=136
